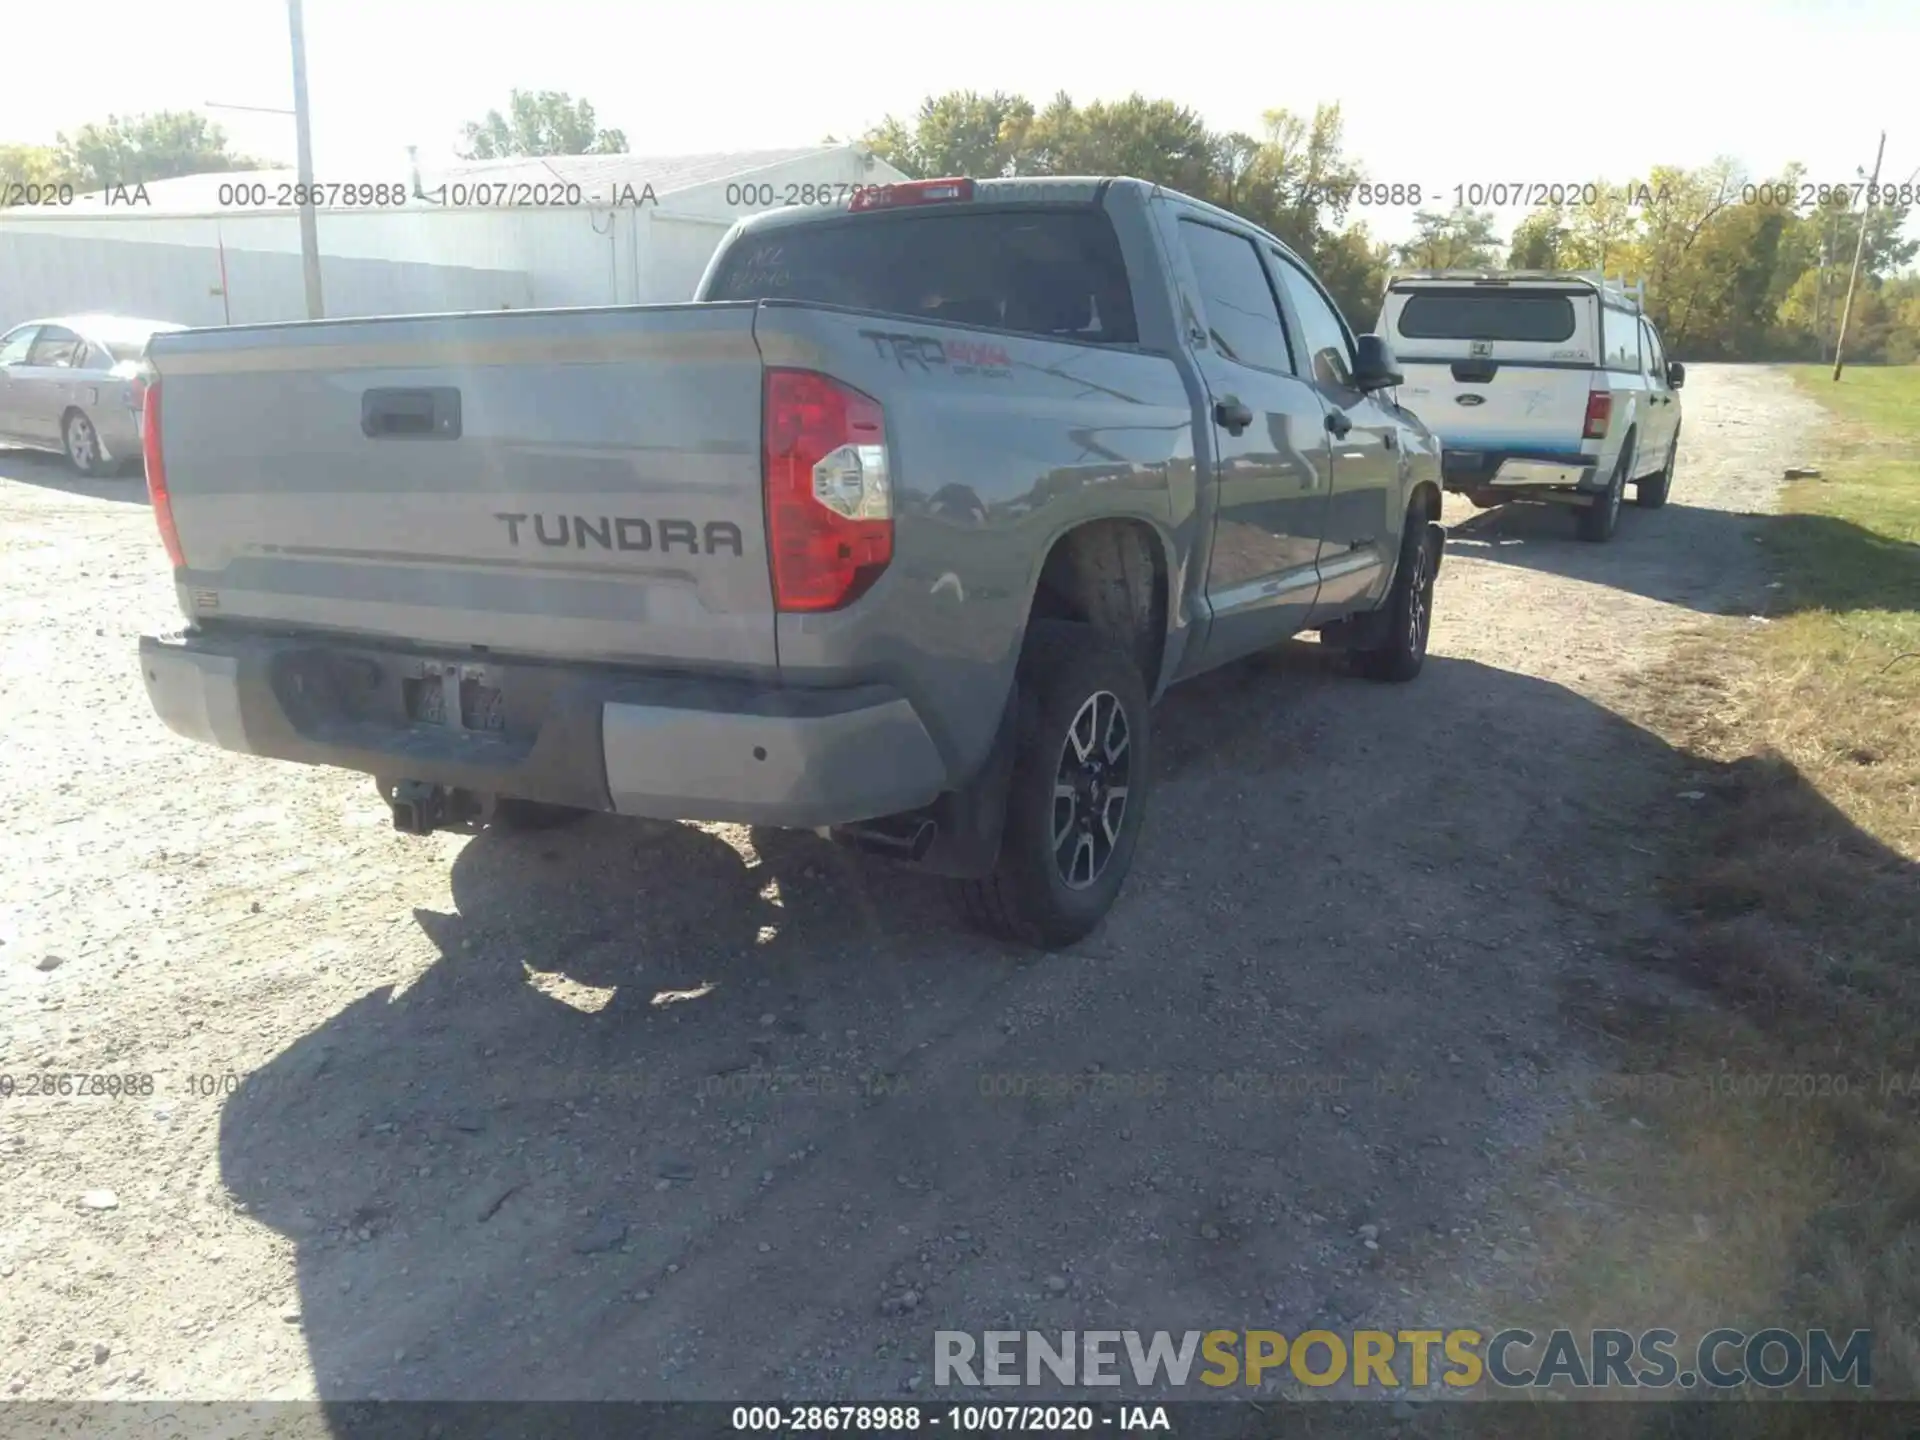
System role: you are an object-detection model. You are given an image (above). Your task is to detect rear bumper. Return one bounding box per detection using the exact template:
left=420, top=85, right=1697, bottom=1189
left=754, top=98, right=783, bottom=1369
left=1442, top=448, right=1598, bottom=493
left=95, top=406, right=144, bottom=465
left=138, top=629, right=948, bottom=829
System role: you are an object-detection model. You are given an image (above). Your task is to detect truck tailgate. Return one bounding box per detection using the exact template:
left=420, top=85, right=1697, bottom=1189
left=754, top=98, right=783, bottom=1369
left=1395, top=359, right=1593, bottom=456
left=147, top=304, right=776, bottom=670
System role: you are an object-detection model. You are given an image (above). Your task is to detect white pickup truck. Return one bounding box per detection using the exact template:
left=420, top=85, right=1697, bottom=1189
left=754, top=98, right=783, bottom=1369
left=1378, top=270, right=1685, bottom=542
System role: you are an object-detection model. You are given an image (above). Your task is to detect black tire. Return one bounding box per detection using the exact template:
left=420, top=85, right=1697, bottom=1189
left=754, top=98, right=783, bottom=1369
left=1352, top=506, right=1439, bottom=683
left=1576, top=442, right=1632, bottom=543
left=62, top=409, right=103, bottom=476
left=490, top=798, right=590, bottom=831
left=1636, top=428, right=1678, bottom=509
left=951, top=620, right=1151, bottom=950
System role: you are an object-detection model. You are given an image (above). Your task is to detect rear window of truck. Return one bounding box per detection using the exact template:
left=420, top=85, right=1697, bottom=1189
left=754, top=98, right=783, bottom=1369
left=705, top=207, right=1139, bottom=345
left=1395, top=290, right=1579, bottom=343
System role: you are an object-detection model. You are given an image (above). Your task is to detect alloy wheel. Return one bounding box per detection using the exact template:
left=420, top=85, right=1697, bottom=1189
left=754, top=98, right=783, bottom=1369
left=66, top=414, right=98, bottom=471
left=1051, top=690, right=1131, bottom=890
left=1406, top=537, right=1433, bottom=657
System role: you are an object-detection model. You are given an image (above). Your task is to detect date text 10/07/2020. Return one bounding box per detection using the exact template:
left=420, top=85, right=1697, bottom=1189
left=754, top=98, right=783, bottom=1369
left=209, top=180, right=665, bottom=209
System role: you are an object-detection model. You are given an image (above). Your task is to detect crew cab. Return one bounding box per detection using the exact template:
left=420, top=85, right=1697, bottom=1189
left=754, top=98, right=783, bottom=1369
left=136, top=176, right=1446, bottom=949
left=1378, top=270, right=1684, bottom=541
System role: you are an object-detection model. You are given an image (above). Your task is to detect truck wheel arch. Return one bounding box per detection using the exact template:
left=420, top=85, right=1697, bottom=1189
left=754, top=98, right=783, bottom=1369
left=1026, top=518, right=1171, bottom=697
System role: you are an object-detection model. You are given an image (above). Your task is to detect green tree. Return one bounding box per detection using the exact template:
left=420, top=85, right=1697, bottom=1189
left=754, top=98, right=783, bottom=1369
left=1210, top=130, right=1264, bottom=214
left=1659, top=186, right=1791, bottom=357
left=1507, top=206, right=1569, bottom=268
left=457, top=90, right=627, bottom=159
left=1633, top=160, right=1744, bottom=347
left=0, top=143, right=77, bottom=203
left=54, top=111, right=261, bottom=189
left=1312, top=223, right=1392, bottom=331
left=1017, top=93, right=1217, bottom=196
left=861, top=91, right=1035, bottom=180
left=1393, top=206, right=1502, bottom=269
left=1559, top=186, right=1642, bottom=275
left=1228, top=105, right=1367, bottom=255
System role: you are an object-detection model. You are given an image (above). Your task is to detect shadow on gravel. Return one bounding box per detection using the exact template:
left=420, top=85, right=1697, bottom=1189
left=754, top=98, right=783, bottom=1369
left=0, top=448, right=148, bottom=502
left=211, top=642, right=1920, bottom=1415
left=1450, top=500, right=1917, bottom=618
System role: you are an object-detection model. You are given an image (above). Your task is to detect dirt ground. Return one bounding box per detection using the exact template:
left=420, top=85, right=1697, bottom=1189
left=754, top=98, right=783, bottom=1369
left=0, top=366, right=1824, bottom=1405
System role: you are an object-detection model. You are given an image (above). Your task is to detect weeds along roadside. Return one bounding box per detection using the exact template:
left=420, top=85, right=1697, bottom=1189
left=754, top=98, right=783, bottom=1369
left=1598, top=364, right=1920, bottom=1404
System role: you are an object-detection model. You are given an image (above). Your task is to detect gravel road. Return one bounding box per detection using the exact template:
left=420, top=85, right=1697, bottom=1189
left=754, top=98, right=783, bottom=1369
left=0, top=366, right=1823, bottom=1405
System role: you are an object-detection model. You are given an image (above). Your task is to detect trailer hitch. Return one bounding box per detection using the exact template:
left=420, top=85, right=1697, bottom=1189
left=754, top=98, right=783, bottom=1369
left=388, top=779, right=449, bottom=835
left=382, top=779, right=491, bottom=835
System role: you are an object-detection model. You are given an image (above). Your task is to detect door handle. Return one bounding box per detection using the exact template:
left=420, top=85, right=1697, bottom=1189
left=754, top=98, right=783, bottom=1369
left=362, top=386, right=462, bottom=439
left=1325, top=410, right=1353, bottom=438
left=1213, top=398, right=1253, bottom=435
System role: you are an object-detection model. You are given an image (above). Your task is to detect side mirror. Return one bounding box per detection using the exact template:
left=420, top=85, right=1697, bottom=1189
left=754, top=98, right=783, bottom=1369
left=1353, top=334, right=1403, bottom=393
left=1666, top=360, right=1686, bottom=389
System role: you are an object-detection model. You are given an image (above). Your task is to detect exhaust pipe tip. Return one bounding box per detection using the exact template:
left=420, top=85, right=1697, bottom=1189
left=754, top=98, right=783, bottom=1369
left=829, top=815, right=937, bottom=864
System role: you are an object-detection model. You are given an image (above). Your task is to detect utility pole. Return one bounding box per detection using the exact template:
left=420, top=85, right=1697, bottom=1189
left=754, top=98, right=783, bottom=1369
left=287, top=0, right=325, bottom=320
left=1830, top=130, right=1885, bottom=382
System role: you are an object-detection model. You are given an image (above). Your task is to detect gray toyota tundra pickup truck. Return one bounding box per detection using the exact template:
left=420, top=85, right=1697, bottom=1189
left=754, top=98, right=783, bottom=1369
left=136, top=175, right=1445, bottom=948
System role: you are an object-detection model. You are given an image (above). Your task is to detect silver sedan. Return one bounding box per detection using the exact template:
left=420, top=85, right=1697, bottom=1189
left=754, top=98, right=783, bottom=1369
left=0, top=314, right=186, bottom=475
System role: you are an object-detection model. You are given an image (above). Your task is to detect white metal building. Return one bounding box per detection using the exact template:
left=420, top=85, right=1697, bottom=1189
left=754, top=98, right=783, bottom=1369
left=0, top=144, right=908, bottom=330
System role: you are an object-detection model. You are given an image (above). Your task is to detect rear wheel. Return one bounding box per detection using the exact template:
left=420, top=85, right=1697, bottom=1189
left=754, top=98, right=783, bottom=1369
left=1576, top=443, right=1631, bottom=543
left=63, top=410, right=103, bottom=476
left=951, top=620, right=1151, bottom=950
left=1636, top=428, right=1678, bottom=509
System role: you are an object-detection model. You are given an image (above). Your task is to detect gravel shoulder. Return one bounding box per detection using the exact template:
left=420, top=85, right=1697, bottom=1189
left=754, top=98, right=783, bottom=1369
left=0, top=366, right=1820, bottom=1403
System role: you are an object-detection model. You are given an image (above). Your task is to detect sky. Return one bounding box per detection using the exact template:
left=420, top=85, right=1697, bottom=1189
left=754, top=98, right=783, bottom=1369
left=2, top=0, right=1914, bottom=246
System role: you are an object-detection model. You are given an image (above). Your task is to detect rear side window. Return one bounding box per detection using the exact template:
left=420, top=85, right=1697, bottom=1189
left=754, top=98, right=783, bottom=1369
left=706, top=207, right=1138, bottom=345
left=1641, top=320, right=1665, bottom=377
left=1601, top=306, right=1641, bottom=370
left=1395, top=291, right=1578, bottom=343
left=26, top=326, right=82, bottom=368
left=1175, top=219, right=1293, bottom=373
left=0, top=326, right=35, bottom=365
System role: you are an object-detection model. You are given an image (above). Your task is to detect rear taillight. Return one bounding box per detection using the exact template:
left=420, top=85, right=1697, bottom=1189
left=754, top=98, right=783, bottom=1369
left=848, top=177, right=974, bottom=212
left=142, top=380, right=185, bottom=569
left=763, top=369, right=891, bottom=612
left=1583, top=391, right=1612, bottom=440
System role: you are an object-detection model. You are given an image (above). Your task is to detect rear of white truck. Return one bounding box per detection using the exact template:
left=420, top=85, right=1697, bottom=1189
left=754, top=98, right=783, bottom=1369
left=1379, top=274, right=1621, bottom=503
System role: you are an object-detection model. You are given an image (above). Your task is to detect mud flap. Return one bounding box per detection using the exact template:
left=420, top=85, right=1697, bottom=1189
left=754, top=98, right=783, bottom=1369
left=832, top=681, right=1021, bottom=880
left=1319, top=521, right=1444, bottom=650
